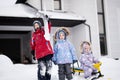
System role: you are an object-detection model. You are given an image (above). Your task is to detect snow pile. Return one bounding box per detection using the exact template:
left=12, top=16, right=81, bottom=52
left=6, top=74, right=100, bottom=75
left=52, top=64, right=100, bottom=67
left=0, top=54, right=13, bottom=65
left=0, top=55, right=120, bottom=80
left=0, top=54, right=13, bottom=71
left=100, top=57, right=120, bottom=80
left=0, top=54, right=37, bottom=80
left=0, top=54, right=14, bottom=78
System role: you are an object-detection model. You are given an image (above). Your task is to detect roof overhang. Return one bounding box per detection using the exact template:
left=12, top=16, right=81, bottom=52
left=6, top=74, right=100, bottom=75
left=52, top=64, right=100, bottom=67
left=0, top=16, right=86, bottom=27
left=0, top=4, right=86, bottom=27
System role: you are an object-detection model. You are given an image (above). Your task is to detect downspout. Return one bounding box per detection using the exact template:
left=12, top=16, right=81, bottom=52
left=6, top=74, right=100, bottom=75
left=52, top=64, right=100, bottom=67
left=41, top=0, right=43, bottom=11
left=82, top=23, right=92, bottom=43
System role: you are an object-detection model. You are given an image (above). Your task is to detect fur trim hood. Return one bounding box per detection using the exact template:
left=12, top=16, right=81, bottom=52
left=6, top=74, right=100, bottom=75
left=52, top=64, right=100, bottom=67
left=54, top=27, right=70, bottom=41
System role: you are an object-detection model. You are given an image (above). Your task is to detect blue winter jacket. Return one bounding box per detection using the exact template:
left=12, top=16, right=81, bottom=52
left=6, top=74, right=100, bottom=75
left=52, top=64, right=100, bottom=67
left=52, top=40, right=77, bottom=64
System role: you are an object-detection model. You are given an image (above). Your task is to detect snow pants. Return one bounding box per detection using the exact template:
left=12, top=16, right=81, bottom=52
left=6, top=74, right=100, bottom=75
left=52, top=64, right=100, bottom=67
left=37, top=59, right=52, bottom=80
left=83, top=66, right=97, bottom=78
left=58, top=63, right=73, bottom=80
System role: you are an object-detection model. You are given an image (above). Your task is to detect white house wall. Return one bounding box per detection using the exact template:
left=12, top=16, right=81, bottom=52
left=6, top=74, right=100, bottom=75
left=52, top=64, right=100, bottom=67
left=51, top=24, right=93, bottom=59
left=26, top=0, right=41, bottom=10
left=71, top=24, right=90, bottom=57
left=61, top=0, right=71, bottom=11
left=48, top=0, right=101, bottom=58
left=104, top=0, right=120, bottom=58
left=66, top=0, right=101, bottom=58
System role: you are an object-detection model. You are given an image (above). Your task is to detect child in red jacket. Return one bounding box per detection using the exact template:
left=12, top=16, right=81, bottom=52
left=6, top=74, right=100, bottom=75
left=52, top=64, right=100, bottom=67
left=30, top=15, right=53, bottom=80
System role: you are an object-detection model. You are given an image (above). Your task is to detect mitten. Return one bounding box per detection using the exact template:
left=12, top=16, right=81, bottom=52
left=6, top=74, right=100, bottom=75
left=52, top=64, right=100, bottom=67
left=73, top=60, right=78, bottom=63
left=45, top=15, right=50, bottom=22
left=31, top=50, right=36, bottom=60
left=53, top=61, right=57, bottom=65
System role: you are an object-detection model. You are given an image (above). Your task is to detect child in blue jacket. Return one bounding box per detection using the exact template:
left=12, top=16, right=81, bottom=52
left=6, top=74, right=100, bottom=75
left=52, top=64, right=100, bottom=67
left=52, top=27, right=77, bottom=80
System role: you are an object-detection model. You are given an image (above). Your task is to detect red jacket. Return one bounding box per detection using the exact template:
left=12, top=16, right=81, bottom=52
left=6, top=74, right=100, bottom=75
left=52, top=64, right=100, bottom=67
left=30, top=25, right=53, bottom=59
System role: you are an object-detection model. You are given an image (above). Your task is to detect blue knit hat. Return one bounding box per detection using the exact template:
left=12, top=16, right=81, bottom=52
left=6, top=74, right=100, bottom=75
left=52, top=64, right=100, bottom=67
left=54, top=27, right=70, bottom=41
left=56, top=30, right=67, bottom=40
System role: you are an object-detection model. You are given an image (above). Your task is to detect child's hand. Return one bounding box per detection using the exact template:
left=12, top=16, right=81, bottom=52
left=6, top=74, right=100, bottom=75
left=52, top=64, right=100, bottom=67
left=44, top=15, right=50, bottom=22
left=53, top=61, right=57, bottom=65
left=31, top=50, right=36, bottom=60
left=32, top=55, right=36, bottom=60
left=73, top=60, right=78, bottom=63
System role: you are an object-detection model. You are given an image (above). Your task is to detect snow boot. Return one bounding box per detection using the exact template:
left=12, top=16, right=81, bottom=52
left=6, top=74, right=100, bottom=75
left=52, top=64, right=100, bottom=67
left=97, top=71, right=104, bottom=78
left=38, top=75, right=46, bottom=80
left=91, top=71, right=104, bottom=80
left=45, top=72, right=51, bottom=80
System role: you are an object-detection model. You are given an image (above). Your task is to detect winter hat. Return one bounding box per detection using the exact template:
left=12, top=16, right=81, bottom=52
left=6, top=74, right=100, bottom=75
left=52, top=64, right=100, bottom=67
left=80, top=41, right=92, bottom=53
left=57, top=30, right=67, bottom=40
left=33, top=20, right=42, bottom=27
left=54, top=27, right=70, bottom=41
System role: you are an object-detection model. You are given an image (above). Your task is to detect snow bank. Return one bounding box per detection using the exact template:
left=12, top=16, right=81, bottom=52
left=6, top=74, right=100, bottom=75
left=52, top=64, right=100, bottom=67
left=0, top=54, right=37, bottom=80
left=0, top=54, right=13, bottom=76
left=0, top=54, right=13, bottom=67
left=0, top=55, right=120, bottom=80
left=100, top=57, right=120, bottom=80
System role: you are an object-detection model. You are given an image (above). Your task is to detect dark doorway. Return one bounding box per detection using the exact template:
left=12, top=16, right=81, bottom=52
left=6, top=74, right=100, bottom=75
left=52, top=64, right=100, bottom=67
left=0, top=31, right=32, bottom=64
left=0, top=39, right=21, bottom=63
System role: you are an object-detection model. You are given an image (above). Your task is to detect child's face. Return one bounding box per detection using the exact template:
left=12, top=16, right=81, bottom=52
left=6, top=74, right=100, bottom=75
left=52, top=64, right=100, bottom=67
left=59, top=33, right=65, bottom=40
left=34, top=23, right=40, bottom=30
left=83, top=44, right=91, bottom=53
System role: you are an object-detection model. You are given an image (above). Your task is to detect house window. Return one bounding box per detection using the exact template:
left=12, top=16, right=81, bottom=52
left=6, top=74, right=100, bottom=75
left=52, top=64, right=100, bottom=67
left=54, top=0, right=61, bottom=10
left=97, top=0, right=107, bottom=55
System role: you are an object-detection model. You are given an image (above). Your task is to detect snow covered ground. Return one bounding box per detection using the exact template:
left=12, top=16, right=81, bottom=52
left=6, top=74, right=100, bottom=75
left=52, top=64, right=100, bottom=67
left=0, top=54, right=120, bottom=80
